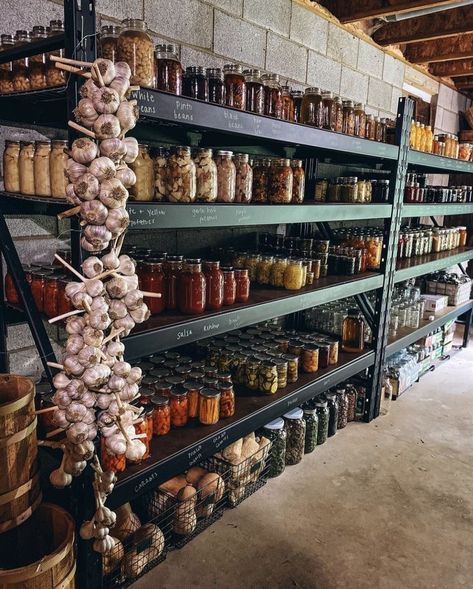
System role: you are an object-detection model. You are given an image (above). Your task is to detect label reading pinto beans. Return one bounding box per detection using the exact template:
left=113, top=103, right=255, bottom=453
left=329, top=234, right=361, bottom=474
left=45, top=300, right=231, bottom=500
left=174, top=99, right=194, bottom=122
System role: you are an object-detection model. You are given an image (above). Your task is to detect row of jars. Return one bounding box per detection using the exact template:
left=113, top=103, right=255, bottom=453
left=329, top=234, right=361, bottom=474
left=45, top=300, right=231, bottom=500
left=315, top=176, right=390, bottom=203
left=0, top=23, right=66, bottom=94
left=131, top=144, right=305, bottom=204
left=404, top=174, right=473, bottom=203
left=409, top=121, right=462, bottom=159
left=397, top=226, right=466, bottom=260
left=332, top=229, right=384, bottom=271
left=3, top=139, right=68, bottom=197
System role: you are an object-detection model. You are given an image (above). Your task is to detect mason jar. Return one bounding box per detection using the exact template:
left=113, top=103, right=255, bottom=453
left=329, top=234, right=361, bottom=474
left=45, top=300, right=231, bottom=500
left=194, top=148, right=217, bottom=203
left=166, top=146, right=196, bottom=202
left=117, top=18, right=155, bottom=87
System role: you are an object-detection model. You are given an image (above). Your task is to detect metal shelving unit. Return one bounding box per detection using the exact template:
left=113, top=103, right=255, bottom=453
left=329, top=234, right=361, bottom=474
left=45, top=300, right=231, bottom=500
left=402, top=203, right=473, bottom=217
left=395, top=247, right=473, bottom=282
left=408, top=150, right=473, bottom=173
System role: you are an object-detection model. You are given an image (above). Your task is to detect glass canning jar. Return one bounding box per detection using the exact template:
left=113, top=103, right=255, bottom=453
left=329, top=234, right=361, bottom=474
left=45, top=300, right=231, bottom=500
left=141, top=260, right=166, bottom=314
left=354, top=103, right=366, bottom=138
left=269, top=158, right=293, bottom=204
left=342, top=308, right=365, bottom=353
left=184, top=381, right=203, bottom=419
left=302, top=345, right=319, bottom=373
left=206, top=68, right=225, bottom=105
left=194, top=148, right=217, bottom=203
left=43, top=275, right=60, bottom=319
left=281, top=85, right=294, bottom=121
left=262, top=73, right=282, bottom=119
left=244, top=69, right=264, bottom=114
left=0, top=35, right=14, bottom=95
left=99, top=25, right=121, bottom=62
left=199, top=388, right=220, bottom=425
left=219, top=382, right=235, bottom=417
left=203, top=260, right=224, bottom=311
left=256, top=255, right=274, bottom=285
left=235, top=269, right=250, bottom=303
left=259, top=360, right=278, bottom=394
left=336, top=388, right=349, bottom=429
left=322, top=91, right=335, bottom=131
left=316, top=400, right=329, bottom=444
left=178, top=259, right=206, bottom=315
left=155, top=43, right=182, bottom=95
left=234, top=153, right=253, bottom=203
left=33, top=141, right=51, bottom=197
left=224, top=64, right=246, bottom=110
left=334, top=96, right=343, bottom=133
left=263, top=418, right=286, bottom=478
left=46, top=20, right=66, bottom=88
left=50, top=140, right=68, bottom=198
left=274, top=358, right=288, bottom=388
left=222, top=267, right=236, bottom=305
left=216, top=150, right=236, bottom=202
left=152, top=396, right=170, bottom=436
left=12, top=30, right=31, bottom=93
left=270, top=256, right=288, bottom=288
left=303, top=408, right=318, bottom=454
left=29, top=26, right=48, bottom=90
left=284, top=408, right=306, bottom=465
left=365, top=114, right=375, bottom=140
left=291, top=160, right=305, bottom=204
left=118, top=19, right=155, bottom=87
left=183, top=66, right=208, bottom=100
left=291, top=90, right=304, bottom=123
left=166, top=146, right=196, bottom=202
left=3, top=140, right=20, bottom=192
left=326, top=393, right=339, bottom=437
left=343, top=100, right=355, bottom=135
left=246, top=253, right=260, bottom=282
left=284, top=259, right=303, bottom=290
left=252, top=159, right=269, bottom=203
left=301, top=87, right=323, bottom=127
left=153, top=146, right=167, bottom=201
left=19, top=141, right=35, bottom=195
left=130, top=144, right=155, bottom=201
left=170, top=387, right=189, bottom=427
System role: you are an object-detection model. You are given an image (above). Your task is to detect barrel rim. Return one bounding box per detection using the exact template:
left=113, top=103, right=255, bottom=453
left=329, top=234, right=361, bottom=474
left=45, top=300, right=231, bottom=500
left=0, top=375, right=34, bottom=414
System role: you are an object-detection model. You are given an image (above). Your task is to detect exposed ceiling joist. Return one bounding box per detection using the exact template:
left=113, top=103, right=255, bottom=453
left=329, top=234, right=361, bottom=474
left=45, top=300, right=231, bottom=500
left=454, top=75, right=473, bottom=88
left=429, top=57, right=473, bottom=77
left=405, top=33, right=473, bottom=63
left=319, top=0, right=454, bottom=23
left=373, top=6, right=473, bottom=45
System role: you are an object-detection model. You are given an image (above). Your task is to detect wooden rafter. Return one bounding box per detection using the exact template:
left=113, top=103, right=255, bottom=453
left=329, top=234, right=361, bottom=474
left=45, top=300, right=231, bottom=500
left=430, top=58, right=473, bottom=78
left=373, top=6, right=473, bottom=46
left=454, top=75, right=473, bottom=89
left=405, top=33, right=473, bottom=64
left=320, top=0, right=454, bottom=23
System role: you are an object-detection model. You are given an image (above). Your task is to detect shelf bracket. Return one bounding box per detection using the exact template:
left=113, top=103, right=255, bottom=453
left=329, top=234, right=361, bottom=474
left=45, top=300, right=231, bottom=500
left=354, top=293, right=375, bottom=331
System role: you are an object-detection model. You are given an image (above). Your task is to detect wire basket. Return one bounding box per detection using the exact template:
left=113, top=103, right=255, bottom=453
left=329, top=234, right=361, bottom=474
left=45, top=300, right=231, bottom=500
left=202, top=437, right=272, bottom=508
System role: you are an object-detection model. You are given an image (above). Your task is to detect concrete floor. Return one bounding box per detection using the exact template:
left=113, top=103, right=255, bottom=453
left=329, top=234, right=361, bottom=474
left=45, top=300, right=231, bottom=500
left=134, top=346, right=473, bottom=589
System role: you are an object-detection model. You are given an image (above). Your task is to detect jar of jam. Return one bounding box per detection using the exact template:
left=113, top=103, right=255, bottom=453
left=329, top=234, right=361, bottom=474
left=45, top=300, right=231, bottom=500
left=12, top=30, right=31, bottom=93
left=219, top=382, right=235, bottom=417
left=342, top=100, right=355, bottom=135
left=164, top=255, right=183, bottom=310
left=184, top=381, right=203, bottom=419
left=222, top=267, right=236, bottom=305
left=291, top=90, right=304, bottom=123
left=281, top=85, right=294, bottom=121
left=155, top=43, right=182, bottom=95
left=170, top=387, right=188, bottom=427
left=206, top=68, right=225, bottom=104
left=252, top=159, right=269, bottom=203
left=183, top=66, right=208, bottom=100
left=46, top=20, right=66, bottom=88
left=178, top=259, right=206, bottom=314
left=291, top=160, right=305, bottom=204
left=141, top=260, right=166, bottom=314
left=234, top=153, right=253, bottom=203
left=322, top=91, right=335, bottom=131
left=117, top=19, right=155, bottom=87
left=216, top=150, right=236, bottom=203
left=43, top=275, right=61, bottom=319
left=244, top=69, right=264, bottom=114
left=354, top=103, right=366, bottom=138
left=301, top=87, right=323, bottom=127
left=224, top=64, right=246, bottom=110
left=29, top=26, right=48, bottom=90
left=0, top=35, right=14, bottom=95
left=262, top=73, right=282, bottom=119
left=199, top=387, right=221, bottom=425
left=269, top=158, right=293, bottom=204
left=152, top=395, right=171, bottom=436
left=334, top=96, right=343, bottom=133
left=203, top=260, right=224, bottom=311
left=101, top=437, right=125, bottom=473
left=235, top=269, right=250, bottom=303
left=99, top=24, right=121, bottom=62
left=365, top=114, right=375, bottom=140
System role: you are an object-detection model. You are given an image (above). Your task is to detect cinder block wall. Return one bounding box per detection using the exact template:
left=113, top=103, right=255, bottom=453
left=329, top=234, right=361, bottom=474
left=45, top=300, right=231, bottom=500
left=0, top=0, right=470, bottom=376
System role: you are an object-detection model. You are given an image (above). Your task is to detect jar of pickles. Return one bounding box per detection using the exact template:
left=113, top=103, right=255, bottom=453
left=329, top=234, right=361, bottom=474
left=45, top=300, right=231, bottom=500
left=301, top=87, right=323, bottom=127
left=284, top=259, right=303, bottom=290
left=219, top=382, right=235, bottom=417
left=50, top=140, right=68, bottom=198
left=19, top=141, right=35, bottom=195
left=283, top=353, right=299, bottom=383
left=303, top=408, right=318, bottom=454
left=284, top=408, right=306, bottom=465
left=262, top=73, right=282, bottom=118
left=29, top=26, right=48, bottom=90
left=130, top=144, right=155, bottom=201
left=269, top=158, right=293, bottom=204
left=170, top=387, right=188, bottom=427
left=291, top=160, right=305, bottom=204
left=281, top=85, right=294, bottom=121
left=315, top=400, right=329, bottom=444
left=252, top=159, right=269, bottom=203
left=263, top=418, right=286, bottom=478
left=117, top=19, right=155, bottom=87
left=234, top=153, right=253, bottom=203
left=178, top=259, right=206, bottom=315
left=274, top=358, right=288, bottom=388
left=224, top=64, right=246, bottom=110
left=155, top=43, right=182, bottom=95
left=3, top=140, right=20, bottom=192
left=0, top=35, right=14, bottom=94
left=207, top=68, right=225, bottom=105
left=166, top=146, right=196, bottom=202
left=245, top=69, right=264, bottom=114
left=152, top=395, right=171, bottom=436
left=199, top=388, right=220, bottom=425
left=245, top=357, right=261, bottom=390
left=258, top=360, right=278, bottom=394
left=203, top=260, right=224, bottom=311
left=100, top=25, right=121, bottom=62
left=12, top=30, right=31, bottom=93
left=216, top=150, right=236, bottom=202
left=194, top=148, right=217, bottom=203
left=34, top=141, right=51, bottom=196
left=183, top=66, right=208, bottom=100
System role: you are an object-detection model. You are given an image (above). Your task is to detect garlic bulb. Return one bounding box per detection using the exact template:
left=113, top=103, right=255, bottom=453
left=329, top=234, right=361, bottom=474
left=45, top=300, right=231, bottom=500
left=94, top=114, right=121, bottom=140
left=89, top=156, right=116, bottom=182
left=99, top=178, right=128, bottom=209
left=116, top=100, right=138, bottom=133
left=82, top=257, right=104, bottom=279
left=102, top=250, right=120, bottom=270
left=115, top=165, right=136, bottom=189
left=65, top=158, right=88, bottom=183
left=50, top=466, right=73, bottom=489
left=80, top=520, right=96, bottom=540
left=109, top=75, right=130, bottom=99
left=125, top=439, right=146, bottom=462
left=92, top=58, right=116, bottom=86
left=123, top=137, right=139, bottom=163
left=71, top=137, right=99, bottom=164
left=100, top=138, right=127, bottom=163
left=93, top=86, right=120, bottom=114
left=114, top=61, right=132, bottom=80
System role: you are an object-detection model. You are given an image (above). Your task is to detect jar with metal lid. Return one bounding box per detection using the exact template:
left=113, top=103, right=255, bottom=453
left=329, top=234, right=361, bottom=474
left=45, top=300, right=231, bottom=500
left=183, top=66, right=208, bottom=100
left=244, top=69, right=264, bottom=114
left=256, top=255, right=274, bottom=285
left=166, top=146, right=196, bottom=202
left=29, top=26, right=48, bottom=90
left=50, top=140, right=68, bottom=198
left=155, top=43, right=182, bottom=95
left=301, top=87, right=323, bottom=127
left=129, top=144, right=154, bottom=201
left=315, top=178, right=328, bottom=202
left=235, top=268, right=250, bottom=303
left=233, top=153, right=252, bottom=203
left=325, top=393, right=339, bottom=437
left=365, top=114, right=375, bottom=140
left=246, top=253, right=260, bottom=282
left=33, top=141, right=51, bottom=196
left=342, top=100, right=355, bottom=135
left=222, top=267, right=236, bottom=306
left=342, top=308, right=364, bottom=353
left=281, top=85, right=294, bottom=121
left=262, top=73, right=282, bottom=118
left=46, top=20, right=66, bottom=88
left=99, top=24, right=121, bottom=62
left=182, top=381, right=203, bottom=420
left=314, top=400, right=329, bottom=444
left=284, top=408, right=306, bottom=465
left=366, top=234, right=382, bottom=269
left=0, top=35, right=14, bottom=94
left=163, top=255, right=183, bottom=310
left=194, top=148, right=217, bottom=203
left=101, top=437, right=125, bottom=473
left=224, top=64, right=246, bottom=110
left=334, top=96, right=343, bottom=133
left=335, top=388, right=348, bottom=429
left=219, top=382, right=235, bottom=417
left=117, top=18, right=154, bottom=87
left=303, top=408, right=318, bottom=454
left=12, top=30, right=31, bottom=92
left=274, top=358, right=288, bottom=388
left=270, top=256, right=288, bottom=288
left=291, top=90, right=303, bottom=123
left=216, top=150, right=236, bottom=202
left=178, top=259, right=206, bottom=314
left=354, top=103, right=366, bottom=138
left=152, top=395, right=171, bottom=436
left=31, top=269, right=52, bottom=312
left=263, top=418, right=286, bottom=477
left=252, top=159, right=269, bottom=203
left=170, top=387, right=189, bottom=427
left=244, top=357, right=261, bottom=390
left=346, top=384, right=357, bottom=422
left=153, top=147, right=167, bottom=201
left=284, top=259, right=303, bottom=290
left=283, top=354, right=298, bottom=383
left=291, top=160, right=305, bottom=204
left=322, top=91, right=335, bottom=131
left=206, top=68, right=225, bottom=105
left=203, top=260, right=224, bottom=311
left=199, top=387, right=220, bottom=425
left=459, top=226, right=468, bottom=247
left=375, top=117, right=384, bottom=142
left=269, top=158, right=293, bottom=204
left=43, top=275, right=61, bottom=319
left=141, top=260, right=166, bottom=314
left=302, top=345, right=319, bottom=373
left=258, top=360, right=278, bottom=394
left=3, top=140, right=20, bottom=193
left=19, top=141, right=35, bottom=195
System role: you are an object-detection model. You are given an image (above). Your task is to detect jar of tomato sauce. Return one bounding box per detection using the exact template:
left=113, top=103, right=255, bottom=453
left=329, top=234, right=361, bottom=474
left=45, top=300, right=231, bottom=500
left=163, top=255, right=183, bottom=310
left=4, top=271, right=19, bottom=306
left=222, top=267, right=236, bottom=306
left=203, top=260, right=224, bottom=311
left=57, top=277, right=74, bottom=316
left=152, top=395, right=170, bottom=436
left=178, top=259, right=206, bottom=315
left=31, top=269, right=52, bottom=313
left=235, top=268, right=250, bottom=303
left=141, top=260, right=166, bottom=314
left=170, top=386, right=188, bottom=427
left=43, top=274, right=61, bottom=319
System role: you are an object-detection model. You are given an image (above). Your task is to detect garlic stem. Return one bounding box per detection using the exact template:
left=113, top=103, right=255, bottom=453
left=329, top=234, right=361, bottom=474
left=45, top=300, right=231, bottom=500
left=55, top=253, right=87, bottom=282
left=46, top=426, right=67, bottom=439
left=101, top=327, right=125, bottom=346
left=35, top=405, right=59, bottom=415
left=128, top=86, right=140, bottom=92
left=93, top=268, right=117, bottom=281
left=54, top=62, right=92, bottom=78
left=38, top=439, right=65, bottom=449
left=47, top=361, right=65, bottom=370
left=48, top=308, right=84, bottom=324
left=57, top=205, right=81, bottom=220
left=68, top=120, right=96, bottom=139
left=94, top=63, right=105, bottom=88
left=141, top=291, right=162, bottom=298
left=50, top=55, right=95, bottom=68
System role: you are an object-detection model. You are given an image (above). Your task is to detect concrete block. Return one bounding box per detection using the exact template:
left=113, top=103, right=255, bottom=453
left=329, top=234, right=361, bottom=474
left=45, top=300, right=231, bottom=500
left=340, top=67, right=368, bottom=104
left=6, top=216, right=57, bottom=238
left=434, top=106, right=444, bottom=133
left=391, top=87, right=403, bottom=117
left=383, top=54, right=405, bottom=88
left=437, top=84, right=454, bottom=110
left=405, top=65, right=439, bottom=95
left=290, top=4, right=328, bottom=54
left=180, top=46, right=227, bottom=70
left=443, top=110, right=459, bottom=134
left=2, top=0, right=62, bottom=33
left=205, top=0, right=243, bottom=16
left=357, top=41, right=384, bottom=79
left=367, top=77, right=393, bottom=112
left=14, top=237, right=59, bottom=267
left=307, top=52, right=341, bottom=94
left=365, top=105, right=379, bottom=117
left=214, top=10, right=266, bottom=68
left=266, top=33, right=307, bottom=83
left=96, top=0, right=143, bottom=21
left=327, top=24, right=358, bottom=69
left=144, top=0, right=213, bottom=49
left=243, top=0, right=292, bottom=37
left=8, top=347, right=43, bottom=379
left=7, top=323, right=59, bottom=352
left=451, top=89, right=466, bottom=114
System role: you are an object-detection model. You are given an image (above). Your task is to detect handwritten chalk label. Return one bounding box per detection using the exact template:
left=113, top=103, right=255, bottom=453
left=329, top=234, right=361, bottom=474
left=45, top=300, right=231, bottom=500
left=212, top=430, right=229, bottom=450
left=173, top=99, right=194, bottom=122
left=203, top=322, right=220, bottom=333
left=137, top=89, right=157, bottom=115
left=176, top=328, right=193, bottom=341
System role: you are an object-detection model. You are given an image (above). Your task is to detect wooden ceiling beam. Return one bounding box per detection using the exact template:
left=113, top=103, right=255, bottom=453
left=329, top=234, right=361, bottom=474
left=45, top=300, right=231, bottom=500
left=320, top=0, right=454, bottom=23
left=454, top=76, right=473, bottom=89
left=405, top=34, right=473, bottom=63
left=430, top=58, right=473, bottom=77
left=373, top=6, right=473, bottom=46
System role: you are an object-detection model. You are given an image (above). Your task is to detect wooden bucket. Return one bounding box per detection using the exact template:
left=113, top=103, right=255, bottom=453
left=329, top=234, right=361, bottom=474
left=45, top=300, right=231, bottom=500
left=0, top=374, right=41, bottom=533
left=0, top=502, right=76, bottom=589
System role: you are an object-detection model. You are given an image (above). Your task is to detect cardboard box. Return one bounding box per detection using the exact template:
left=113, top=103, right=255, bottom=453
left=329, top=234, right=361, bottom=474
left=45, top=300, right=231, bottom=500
left=422, top=294, right=448, bottom=315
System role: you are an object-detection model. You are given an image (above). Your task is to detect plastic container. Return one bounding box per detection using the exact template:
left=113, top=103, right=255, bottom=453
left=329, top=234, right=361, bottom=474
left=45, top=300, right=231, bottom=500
left=284, top=408, right=306, bottom=465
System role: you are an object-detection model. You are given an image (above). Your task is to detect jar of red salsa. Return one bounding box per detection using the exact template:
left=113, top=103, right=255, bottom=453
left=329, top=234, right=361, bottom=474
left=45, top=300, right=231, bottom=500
left=203, top=260, right=224, bottom=311
left=141, top=260, right=166, bottom=314
left=163, top=255, right=183, bottom=310
left=4, top=271, right=19, bottom=306
left=235, top=268, right=250, bottom=303
left=44, top=274, right=61, bottom=319
left=31, top=269, right=52, bottom=313
left=58, top=277, right=74, bottom=316
left=178, top=259, right=206, bottom=315
left=222, top=267, right=236, bottom=306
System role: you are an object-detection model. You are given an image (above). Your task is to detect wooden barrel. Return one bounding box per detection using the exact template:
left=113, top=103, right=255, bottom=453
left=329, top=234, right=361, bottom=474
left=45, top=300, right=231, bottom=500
left=0, top=502, right=75, bottom=588
left=0, top=374, right=41, bottom=533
